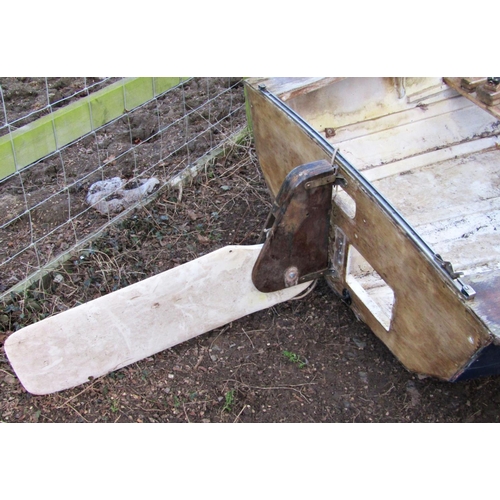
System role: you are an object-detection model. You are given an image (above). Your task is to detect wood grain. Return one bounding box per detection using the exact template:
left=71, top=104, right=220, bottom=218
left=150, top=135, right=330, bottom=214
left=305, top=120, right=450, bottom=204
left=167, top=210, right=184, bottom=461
left=246, top=81, right=492, bottom=380
left=444, top=77, right=500, bottom=120
left=5, top=245, right=310, bottom=395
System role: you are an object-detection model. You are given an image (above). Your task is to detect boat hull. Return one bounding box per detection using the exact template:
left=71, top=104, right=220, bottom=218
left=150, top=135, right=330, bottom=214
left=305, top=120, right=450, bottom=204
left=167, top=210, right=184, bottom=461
left=246, top=77, right=500, bottom=381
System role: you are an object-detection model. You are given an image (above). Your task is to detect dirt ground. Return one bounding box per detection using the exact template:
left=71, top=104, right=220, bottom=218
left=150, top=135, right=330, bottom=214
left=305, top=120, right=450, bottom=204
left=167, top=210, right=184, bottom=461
left=1, top=78, right=500, bottom=423
left=0, top=77, right=245, bottom=292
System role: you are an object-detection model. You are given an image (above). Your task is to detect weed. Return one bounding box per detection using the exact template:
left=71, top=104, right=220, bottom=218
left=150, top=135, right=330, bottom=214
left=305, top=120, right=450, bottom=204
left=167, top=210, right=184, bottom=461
left=222, top=389, right=235, bottom=412
left=283, top=350, right=307, bottom=368
left=110, top=399, right=120, bottom=413
left=108, top=370, right=125, bottom=380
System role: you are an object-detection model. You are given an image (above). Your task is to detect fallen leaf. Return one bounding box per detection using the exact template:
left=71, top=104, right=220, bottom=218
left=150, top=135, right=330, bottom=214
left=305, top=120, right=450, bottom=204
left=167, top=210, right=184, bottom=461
left=197, top=234, right=210, bottom=245
left=187, top=210, right=199, bottom=221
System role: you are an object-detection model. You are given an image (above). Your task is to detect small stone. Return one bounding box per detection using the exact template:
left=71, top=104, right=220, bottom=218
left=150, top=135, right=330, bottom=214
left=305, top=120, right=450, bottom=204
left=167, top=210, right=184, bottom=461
left=187, top=210, right=199, bottom=221
left=3, top=375, right=17, bottom=385
left=358, top=371, right=368, bottom=384
left=353, top=337, right=366, bottom=349
left=197, top=234, right=210, bottom=245
left=53, top=273, right=64, bottom=284
left=406, top=380, right=421, bottom=407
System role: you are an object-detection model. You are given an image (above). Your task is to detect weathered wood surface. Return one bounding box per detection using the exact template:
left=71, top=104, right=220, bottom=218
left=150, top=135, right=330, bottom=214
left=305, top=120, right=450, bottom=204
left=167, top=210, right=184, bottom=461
left=246, top=80, right=493, bottom=380
left=444, top=77, right=500, bottom=120
left=5, top=245, right=310, bottom=395
left=246, top=83, right=331, bottom=196
left=309, top=77, right=500, bottom=329
left=468, top=270, right=500, bottom=338
left=0, top=77, right=189, bottom=180
left=251, top=77, right=344, bottom=102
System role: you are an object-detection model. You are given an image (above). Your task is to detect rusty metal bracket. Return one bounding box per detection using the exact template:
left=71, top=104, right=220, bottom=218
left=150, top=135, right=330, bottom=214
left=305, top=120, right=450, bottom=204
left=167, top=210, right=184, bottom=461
left=252, top=159, right=337, bottom=293
left=435, top=254, right=476, bottom=299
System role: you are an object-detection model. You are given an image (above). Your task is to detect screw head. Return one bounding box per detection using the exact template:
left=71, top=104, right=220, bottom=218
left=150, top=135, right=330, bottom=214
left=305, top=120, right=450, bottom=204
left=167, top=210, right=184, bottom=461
left=284, top=266, right=299, bottom=287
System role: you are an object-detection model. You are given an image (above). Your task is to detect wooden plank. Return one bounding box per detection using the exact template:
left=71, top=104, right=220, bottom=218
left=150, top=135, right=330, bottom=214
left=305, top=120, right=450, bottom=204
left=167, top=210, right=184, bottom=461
left=361, top=136, right=499, bottom=182
left=251, top=77, right=345, bottom=102
left=332, top=100, right=495, bottom=170
left=53, top=99, right=92, bottom=148
left=444, top=77, right=500, bottom=120
left=371, top=147, right=500, bottom=276
left=5, top=244, right=310, bottom=395
left=88, top=82, right=127, bottom=129
left=123, top=78, right=154, bottom=110
left=153, top=77, right=186, bottom=96
left=0, top=77, right=189, bottom=180
left=0, top=140, right=15, bottom=178
left=458, top=77, right=487, bottom=92
left=12, top=119, right=57, bottom=171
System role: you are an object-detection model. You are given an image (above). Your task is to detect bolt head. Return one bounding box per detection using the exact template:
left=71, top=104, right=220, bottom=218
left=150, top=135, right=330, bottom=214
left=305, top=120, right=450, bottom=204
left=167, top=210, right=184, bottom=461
left=284, top=266, right=299, bottom=287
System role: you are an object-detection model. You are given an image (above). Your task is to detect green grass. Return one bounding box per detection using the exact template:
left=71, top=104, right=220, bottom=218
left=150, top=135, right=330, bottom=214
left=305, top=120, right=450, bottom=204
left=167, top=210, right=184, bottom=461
left=110, top=399, right=120, bottom=413
left=222, top=389, right=235, bottom=412
left=283, top=350, right=307, bottom=369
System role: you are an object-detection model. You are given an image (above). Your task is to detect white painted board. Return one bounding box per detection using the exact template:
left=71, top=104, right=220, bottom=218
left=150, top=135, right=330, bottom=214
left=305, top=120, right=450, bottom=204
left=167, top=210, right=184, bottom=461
left=5, top=245, right=310, bottom=395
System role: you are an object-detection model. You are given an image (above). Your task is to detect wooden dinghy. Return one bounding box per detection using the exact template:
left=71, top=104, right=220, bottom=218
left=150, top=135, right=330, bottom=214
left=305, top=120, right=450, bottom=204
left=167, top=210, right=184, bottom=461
left=245, top=77, right=500, bottom=381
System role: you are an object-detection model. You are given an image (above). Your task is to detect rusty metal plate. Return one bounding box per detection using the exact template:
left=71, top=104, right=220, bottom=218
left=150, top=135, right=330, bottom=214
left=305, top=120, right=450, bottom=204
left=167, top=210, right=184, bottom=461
left=252, top=159, right=335, bottom=293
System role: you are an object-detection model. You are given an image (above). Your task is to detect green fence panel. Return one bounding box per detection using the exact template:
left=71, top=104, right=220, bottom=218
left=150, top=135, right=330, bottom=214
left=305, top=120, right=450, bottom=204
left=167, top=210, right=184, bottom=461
left=0, top=77, right=189, bottom=180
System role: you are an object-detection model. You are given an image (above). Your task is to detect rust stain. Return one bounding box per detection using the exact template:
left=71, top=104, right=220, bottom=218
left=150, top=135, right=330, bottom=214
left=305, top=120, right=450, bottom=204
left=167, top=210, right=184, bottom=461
left=252, top=160, right=333, bottom=293
left=324, top=127, right=336, bottom=138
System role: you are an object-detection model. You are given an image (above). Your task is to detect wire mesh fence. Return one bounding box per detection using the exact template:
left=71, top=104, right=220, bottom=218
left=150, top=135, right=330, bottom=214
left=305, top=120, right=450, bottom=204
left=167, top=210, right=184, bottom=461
left=0, top=77, right=247, bottom=298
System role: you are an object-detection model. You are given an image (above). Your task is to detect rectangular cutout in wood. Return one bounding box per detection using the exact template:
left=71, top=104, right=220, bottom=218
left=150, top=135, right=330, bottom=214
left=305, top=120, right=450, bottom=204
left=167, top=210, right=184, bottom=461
left=346, top=245, right=395, bottom=331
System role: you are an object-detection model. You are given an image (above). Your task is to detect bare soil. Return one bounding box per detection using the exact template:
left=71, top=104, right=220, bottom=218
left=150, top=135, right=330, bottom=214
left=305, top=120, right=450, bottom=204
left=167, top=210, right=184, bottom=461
left=1, top=78, right=500, bottom=423
left=0, top=77, right=245, bottom=292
